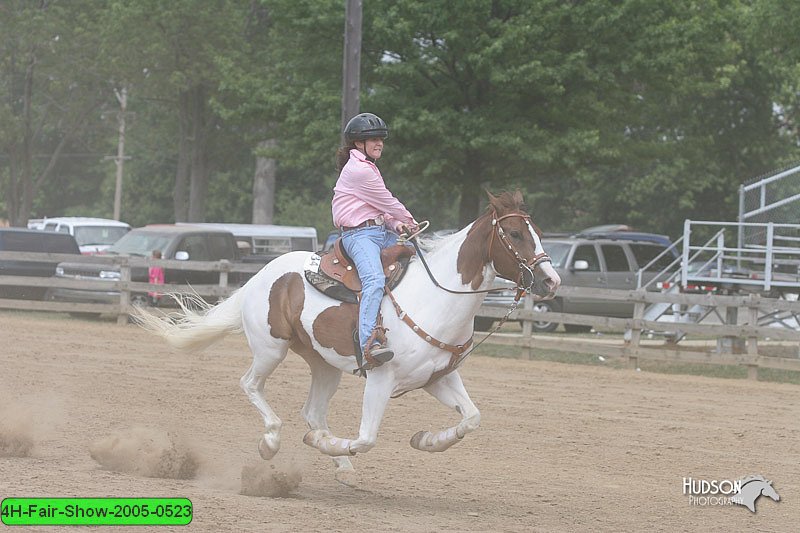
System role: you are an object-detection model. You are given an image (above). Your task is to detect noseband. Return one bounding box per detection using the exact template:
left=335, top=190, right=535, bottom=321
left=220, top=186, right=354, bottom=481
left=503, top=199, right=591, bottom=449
left=489, top=211, right=552, bottom=295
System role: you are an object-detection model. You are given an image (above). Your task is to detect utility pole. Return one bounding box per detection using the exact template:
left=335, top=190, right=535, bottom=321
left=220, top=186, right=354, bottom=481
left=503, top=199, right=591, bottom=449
left=111, top=87, right=131, bottom=220
left=341, top=0, right=362, bottom=140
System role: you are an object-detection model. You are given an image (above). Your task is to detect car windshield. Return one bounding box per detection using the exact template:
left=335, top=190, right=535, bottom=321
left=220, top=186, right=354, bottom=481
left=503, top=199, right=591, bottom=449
left=106, top=231, right=173, bottom=257
left=73, top=226, right=129, bottom=246
left=541, top=242, right=571, bottom=268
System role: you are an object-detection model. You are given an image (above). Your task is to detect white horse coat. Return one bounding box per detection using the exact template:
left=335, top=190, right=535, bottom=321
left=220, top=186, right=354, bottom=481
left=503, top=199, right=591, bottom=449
left=135, top=191, right=560, bottom=475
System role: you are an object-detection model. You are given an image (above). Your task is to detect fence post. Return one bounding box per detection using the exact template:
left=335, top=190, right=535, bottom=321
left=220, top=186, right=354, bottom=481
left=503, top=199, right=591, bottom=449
left=717, top=305, right=745, bottom=355
left=219, top=259, right=230, bottom=296
left=521, top=294, right=533, bottom=359
left=627, top=290, right=645, bottom=369
left=745, top=293, right=760, bottom=380
left=117, top=256, right=131, bottom=326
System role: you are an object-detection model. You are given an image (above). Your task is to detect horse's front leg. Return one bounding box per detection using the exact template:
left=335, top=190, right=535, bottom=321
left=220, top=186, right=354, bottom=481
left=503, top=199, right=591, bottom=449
left=411, top=370, right=480, bottom=452
left=303, top=369, right=393, bottom=457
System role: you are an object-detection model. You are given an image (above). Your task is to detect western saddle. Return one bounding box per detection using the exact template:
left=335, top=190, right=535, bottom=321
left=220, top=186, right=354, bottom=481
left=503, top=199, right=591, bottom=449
left=305, top=237, right=416, bottom=304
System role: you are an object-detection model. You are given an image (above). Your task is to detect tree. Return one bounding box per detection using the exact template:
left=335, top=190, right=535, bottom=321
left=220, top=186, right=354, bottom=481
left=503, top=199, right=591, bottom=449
left=0, top=0, right=112, bottom=226
left=360, top=0, right=791, bottom=235
left=101, top=0, right=251, bottom=222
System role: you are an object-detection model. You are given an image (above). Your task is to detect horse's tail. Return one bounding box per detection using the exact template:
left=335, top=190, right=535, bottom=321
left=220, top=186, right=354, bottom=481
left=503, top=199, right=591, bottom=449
left=133, top=287, right=246, bottom=352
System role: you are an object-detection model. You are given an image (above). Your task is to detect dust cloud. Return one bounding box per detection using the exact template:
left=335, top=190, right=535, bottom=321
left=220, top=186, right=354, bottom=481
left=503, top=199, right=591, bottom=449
left=0, top=409, right=34, bottom=457
left=0, top=399, right=60, bottom=457
left=240, top=461, right=302, bottom=497
left=88, top=426, right=199, bottom=479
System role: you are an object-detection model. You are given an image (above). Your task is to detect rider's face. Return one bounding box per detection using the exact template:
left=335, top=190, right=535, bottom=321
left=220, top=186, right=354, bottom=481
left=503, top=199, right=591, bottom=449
left=358, top=138, right=384, bottom=160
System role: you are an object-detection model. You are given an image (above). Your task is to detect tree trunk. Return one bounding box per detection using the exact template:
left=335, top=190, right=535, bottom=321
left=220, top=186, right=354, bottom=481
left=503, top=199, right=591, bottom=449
left=252, top=139, right=277, bottom=224
left=187, top=85, right=209, bottom=222
left=173, top=90, right=190, bottom=222
left=457, top=151, right=483, bottom=228
left=14, top=51, right=36, bottom=226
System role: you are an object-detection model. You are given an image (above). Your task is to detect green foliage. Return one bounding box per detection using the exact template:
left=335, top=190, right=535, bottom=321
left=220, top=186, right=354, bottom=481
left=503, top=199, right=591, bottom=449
left=273, top=188, right=336, bottom=240
left=1, top=0, right=798, bottom=241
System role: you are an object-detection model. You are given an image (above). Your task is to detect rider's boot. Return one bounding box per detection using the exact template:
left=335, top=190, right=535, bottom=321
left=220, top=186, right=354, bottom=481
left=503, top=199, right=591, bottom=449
left=365, top=343, right=394, bottom=365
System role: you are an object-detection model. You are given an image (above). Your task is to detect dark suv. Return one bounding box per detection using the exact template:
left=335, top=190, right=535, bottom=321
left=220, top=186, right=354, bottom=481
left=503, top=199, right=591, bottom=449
left=49, top=225, right=239, bottom=306
left=478, top=233, right=677, bottom=332
left=0, top=228, right=81, bottom=299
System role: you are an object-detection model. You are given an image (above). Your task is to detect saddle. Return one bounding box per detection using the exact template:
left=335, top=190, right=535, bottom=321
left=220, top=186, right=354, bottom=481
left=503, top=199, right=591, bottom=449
left=304, top=238, right=416, bottom=304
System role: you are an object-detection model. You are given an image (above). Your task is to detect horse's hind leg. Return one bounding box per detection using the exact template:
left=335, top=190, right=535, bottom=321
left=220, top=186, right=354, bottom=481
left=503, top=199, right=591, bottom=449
left=240, top=335, right=289, bottom=460
left=303, top=368, right=393, bottom=456
left=300, top=358, right=354, bottom=475
left=411, top=371, right=480, bottom=452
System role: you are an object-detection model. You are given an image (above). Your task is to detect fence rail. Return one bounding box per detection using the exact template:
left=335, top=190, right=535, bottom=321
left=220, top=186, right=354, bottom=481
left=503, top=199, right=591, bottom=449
left=2, top=251, right=799, bottom=379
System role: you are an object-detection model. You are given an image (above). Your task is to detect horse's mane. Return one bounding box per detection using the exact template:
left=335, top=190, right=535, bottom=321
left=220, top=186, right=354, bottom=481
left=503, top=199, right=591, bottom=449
left=415, top=190, right=528, bottom=259
left=484, top=190, right=528, bottom=215
left=415, top=229, right=467, bottom=254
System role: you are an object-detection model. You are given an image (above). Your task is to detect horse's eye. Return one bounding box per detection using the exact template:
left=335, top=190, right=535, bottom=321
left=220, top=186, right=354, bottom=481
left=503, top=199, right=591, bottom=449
left=510, top=231, right=522, bottom=239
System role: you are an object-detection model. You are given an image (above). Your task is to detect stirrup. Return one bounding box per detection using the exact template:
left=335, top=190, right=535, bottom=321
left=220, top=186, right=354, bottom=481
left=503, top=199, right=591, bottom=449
left=368, top=345, right=394, bottom=364
left=353, top=344, right=394, bottom=375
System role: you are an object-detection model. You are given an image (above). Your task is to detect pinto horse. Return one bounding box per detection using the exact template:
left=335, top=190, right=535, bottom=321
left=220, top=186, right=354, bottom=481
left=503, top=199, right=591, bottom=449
left=135, top=191, right=560, bottom=477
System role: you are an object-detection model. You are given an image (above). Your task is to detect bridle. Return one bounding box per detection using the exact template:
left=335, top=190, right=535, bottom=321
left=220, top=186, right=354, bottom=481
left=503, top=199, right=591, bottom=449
left=407, top=209, right=552, bottom=298
left=488, top=211, right=552, bottom=296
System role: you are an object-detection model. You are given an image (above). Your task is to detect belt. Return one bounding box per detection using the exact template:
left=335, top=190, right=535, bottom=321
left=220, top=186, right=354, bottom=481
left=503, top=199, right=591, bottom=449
left=341, top=219, right=382, bottom=232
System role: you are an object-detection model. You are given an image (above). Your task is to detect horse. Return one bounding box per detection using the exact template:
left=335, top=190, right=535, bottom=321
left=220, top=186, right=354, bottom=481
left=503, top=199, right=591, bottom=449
left=134, top=190, right=560, bottom=479
left=730, top=475, right=780, bottom=513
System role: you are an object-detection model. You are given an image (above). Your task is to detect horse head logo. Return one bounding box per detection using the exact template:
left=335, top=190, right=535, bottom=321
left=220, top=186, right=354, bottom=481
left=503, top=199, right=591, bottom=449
left=730, top=475, right=780, bottom=513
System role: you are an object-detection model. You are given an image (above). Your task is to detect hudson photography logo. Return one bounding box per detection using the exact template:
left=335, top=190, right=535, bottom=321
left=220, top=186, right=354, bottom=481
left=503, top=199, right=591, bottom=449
left=683, top=475, right=781, bottom=513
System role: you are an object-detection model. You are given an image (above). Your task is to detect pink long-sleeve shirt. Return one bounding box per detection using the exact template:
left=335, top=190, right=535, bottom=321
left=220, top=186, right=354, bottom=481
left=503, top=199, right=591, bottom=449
left=332, top=149, right=414, bottom=233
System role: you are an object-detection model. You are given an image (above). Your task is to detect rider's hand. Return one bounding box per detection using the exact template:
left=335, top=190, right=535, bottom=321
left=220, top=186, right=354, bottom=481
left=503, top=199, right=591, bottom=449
left=399, top=222, right=418, bottom=236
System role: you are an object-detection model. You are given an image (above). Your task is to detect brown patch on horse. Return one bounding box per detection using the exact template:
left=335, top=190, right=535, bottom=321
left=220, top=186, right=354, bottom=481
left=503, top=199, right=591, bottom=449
left=456, top=214, right=491, bottom=289
left=267, top=272, right=328, bottom=365
left=267, top=272, right=305, bottom=340
left=457, top=191, right=528, bottom=289
left=313, top=303, right=359, bottom=357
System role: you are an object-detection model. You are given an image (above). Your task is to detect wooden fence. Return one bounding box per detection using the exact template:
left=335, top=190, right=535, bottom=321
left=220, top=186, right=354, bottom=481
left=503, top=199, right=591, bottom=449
left=0, top=251, right=260, bottom=325
left=2, top=251, right=799, bottom=379
left=476, top=285, right=800, bottom=378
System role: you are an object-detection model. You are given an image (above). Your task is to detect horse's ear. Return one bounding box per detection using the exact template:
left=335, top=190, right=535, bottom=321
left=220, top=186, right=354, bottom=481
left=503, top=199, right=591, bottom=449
left=512, top=189, right=524, bottom=206
left=486, top=190, right=503, bottom=214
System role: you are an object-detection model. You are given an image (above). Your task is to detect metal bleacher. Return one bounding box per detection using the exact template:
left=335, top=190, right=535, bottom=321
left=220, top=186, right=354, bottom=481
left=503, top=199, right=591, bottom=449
left=632, top=164, right=800, bottom=343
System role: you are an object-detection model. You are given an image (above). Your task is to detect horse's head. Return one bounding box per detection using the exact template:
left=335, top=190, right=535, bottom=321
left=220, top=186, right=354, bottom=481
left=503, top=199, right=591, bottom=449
left=457, top=190, right=561, bottom=300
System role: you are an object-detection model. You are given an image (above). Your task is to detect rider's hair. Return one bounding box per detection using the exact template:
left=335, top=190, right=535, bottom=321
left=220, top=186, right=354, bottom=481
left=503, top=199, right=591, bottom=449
left=336, top=142, right=358, bottom=173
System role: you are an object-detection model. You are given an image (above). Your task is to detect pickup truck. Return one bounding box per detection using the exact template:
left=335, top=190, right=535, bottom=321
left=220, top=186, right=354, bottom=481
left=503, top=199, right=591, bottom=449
left=49, top=224, right=241, bottom=307
left=0, top=228, right=81, bottom=300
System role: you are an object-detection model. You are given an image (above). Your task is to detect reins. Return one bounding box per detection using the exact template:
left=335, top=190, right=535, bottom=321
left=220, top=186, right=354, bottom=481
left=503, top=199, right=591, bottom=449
left=405, top=210, right=551, bottom=297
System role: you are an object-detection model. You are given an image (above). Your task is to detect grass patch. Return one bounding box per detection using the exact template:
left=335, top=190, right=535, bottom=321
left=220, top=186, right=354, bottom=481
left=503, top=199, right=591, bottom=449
left=474, top=343, right=612, bottom=367
left=474, top=339, right=800, bottom=385
left=756, top=367, right=800, bottom=385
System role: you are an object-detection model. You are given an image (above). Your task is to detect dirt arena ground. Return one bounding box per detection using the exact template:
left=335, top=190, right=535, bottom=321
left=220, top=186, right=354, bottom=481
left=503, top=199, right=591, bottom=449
left=1, top=311, right=798, bottom=532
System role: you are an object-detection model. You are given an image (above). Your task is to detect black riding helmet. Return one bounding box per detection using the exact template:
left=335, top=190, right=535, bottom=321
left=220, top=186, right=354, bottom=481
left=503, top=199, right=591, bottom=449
left=344, top=113, right=388, bottom=143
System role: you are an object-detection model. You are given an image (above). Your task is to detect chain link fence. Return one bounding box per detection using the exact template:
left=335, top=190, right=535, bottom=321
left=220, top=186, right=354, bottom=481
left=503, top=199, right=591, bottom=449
left=739, top=163, right=800, bottom=248
left=738, top=163, right=800, bottom=277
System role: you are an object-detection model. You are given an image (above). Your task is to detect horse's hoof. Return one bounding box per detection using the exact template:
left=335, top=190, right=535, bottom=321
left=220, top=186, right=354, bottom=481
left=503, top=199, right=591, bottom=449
left=302, top=429, right=330, bottom=448
left=409, top=430, right=428, bottom=450
left=258, top=434, right=279, bottom=460
left=334, top=466, right=359, bottom=488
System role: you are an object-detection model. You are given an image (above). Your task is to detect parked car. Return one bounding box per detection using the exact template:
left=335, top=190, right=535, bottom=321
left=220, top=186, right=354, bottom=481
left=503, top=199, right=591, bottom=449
left=49, top=224, right=240, bottom=308
left=0, top=228, right=81, bottom=300
left=477, top=233, right=678, bottom=332
left=33, top=217, right=131, bottom=254
left=177, top=223, right=318, bottom=265
left=322, top=230, right=340, bottom=252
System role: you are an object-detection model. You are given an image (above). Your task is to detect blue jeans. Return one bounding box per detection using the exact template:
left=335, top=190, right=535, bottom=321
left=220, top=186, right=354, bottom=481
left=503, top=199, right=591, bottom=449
left=341, top=225, right=399, bottom=351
